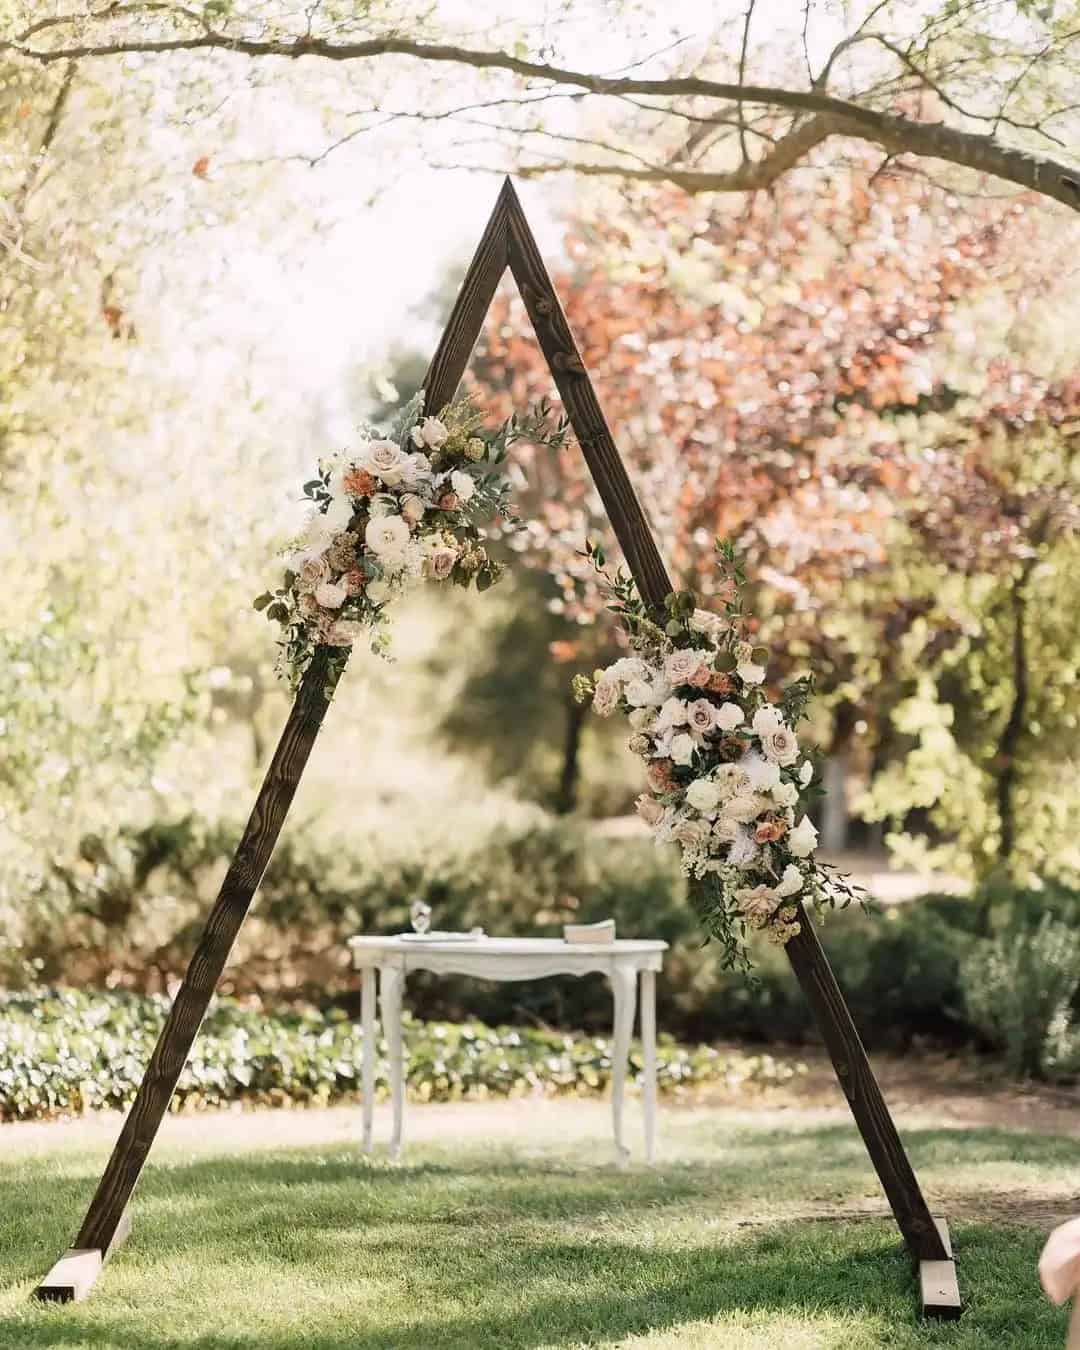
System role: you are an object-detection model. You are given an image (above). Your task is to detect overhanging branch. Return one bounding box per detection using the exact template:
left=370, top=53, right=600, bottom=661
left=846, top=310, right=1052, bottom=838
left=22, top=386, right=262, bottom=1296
left=5, top=21, right=1079, bottom=212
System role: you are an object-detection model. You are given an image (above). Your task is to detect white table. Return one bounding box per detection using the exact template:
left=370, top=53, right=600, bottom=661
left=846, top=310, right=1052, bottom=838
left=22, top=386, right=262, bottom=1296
left=348, top=935, right=668, bottom=1166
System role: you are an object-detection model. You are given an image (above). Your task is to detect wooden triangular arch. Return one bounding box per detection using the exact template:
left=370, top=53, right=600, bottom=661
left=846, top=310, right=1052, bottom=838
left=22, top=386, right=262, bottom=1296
left=35, top=179, right=960, bottom=1318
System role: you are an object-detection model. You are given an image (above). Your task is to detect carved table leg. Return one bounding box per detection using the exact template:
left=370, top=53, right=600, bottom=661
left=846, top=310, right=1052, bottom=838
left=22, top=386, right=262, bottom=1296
left=380, top=966, right=405, bottom=1161
left=610, top=962, right=637, bottom=1169
left=640, top=968, right=657, bottom=1164
left=361, top=965, right=376, bottom=1154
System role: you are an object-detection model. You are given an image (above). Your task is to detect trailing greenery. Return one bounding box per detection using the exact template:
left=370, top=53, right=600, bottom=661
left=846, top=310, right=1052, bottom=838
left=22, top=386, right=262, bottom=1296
left=0, top=987, right=801, bottom=1123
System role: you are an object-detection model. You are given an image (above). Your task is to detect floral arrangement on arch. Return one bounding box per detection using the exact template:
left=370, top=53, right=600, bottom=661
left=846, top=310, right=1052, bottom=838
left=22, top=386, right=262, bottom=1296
left=574, top=541, right=863, bottom=972
left=256, top=392, right=568, bottom=692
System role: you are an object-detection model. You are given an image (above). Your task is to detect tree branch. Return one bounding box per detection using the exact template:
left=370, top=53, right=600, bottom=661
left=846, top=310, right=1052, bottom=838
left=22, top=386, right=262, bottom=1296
left=5, top=23, right=1079, bottom=212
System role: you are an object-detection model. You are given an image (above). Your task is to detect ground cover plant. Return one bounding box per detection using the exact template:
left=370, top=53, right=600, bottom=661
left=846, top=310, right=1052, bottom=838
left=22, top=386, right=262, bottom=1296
left=0, top=987, right=799, bottom=1123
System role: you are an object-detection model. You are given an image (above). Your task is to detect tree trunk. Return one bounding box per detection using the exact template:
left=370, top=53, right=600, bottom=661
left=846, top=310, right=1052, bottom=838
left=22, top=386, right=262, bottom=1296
left=995, top=568, right=1031, bottom=875
left=555, top=692, right=586, bottom=814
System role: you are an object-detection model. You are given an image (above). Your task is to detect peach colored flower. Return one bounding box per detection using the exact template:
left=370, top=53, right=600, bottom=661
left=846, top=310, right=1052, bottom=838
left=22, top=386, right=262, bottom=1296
left=636, top=793, right=665, bottom=827
left=400, top=493, right=425, bottom=526
left=343, top=467, right=377, bottom=498
left=344, top=569, right=366, bottom=596
left=707, top=672, right=734, bottom=695
left=437, top=490, right=460, bottom=511
left=754, top=816, right=788, bottom=844
left=646, top=759, right=675, bottom=794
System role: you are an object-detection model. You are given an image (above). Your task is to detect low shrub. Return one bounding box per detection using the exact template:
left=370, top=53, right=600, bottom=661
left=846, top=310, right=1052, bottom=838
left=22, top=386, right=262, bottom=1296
left=959, top=914, right=1080, bottom=1079
left=0, top=987, right=803, bottom=1123
left=9, top=809, right=1078, bottom=1062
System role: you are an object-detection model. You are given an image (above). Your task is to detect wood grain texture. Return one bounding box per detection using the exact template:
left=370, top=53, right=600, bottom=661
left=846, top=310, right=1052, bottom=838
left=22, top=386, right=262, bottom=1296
left=73, top=648, right=338, bottom=1252
left=503, top=182, right=672, bottom=613
left=422, top=180, right=510, bottom=410
left=920, top=1218, right=961, bottom=1318
left=783, top=913, right=948, bottom=1262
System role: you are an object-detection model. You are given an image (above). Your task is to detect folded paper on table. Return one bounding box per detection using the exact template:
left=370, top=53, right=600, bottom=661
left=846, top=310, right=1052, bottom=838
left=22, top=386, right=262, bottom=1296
left=564, top=920, right=615, bottom=945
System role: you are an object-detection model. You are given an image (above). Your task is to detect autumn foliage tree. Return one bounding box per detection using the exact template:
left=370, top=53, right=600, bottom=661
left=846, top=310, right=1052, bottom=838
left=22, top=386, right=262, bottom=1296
left=465, top=164, right=1079, bottom=876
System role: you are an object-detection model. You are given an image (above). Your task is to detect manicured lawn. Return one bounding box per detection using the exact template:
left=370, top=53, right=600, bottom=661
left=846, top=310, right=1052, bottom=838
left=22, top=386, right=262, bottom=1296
left=0, top=1098, right=1073, bottom=1348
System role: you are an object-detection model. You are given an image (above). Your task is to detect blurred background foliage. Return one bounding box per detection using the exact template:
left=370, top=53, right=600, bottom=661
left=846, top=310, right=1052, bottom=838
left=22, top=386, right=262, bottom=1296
left=2, top=1, right=1079, bottom=1078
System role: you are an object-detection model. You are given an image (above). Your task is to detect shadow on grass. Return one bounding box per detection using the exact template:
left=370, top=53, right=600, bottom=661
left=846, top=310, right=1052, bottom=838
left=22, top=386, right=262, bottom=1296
left=0, top=1123, right=1072, bottom=1348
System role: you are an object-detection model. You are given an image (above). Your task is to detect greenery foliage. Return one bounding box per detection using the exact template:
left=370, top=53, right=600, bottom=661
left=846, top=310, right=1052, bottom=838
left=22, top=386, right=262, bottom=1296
left=8, top=807, right=1078, bottom=1076
left=960, top=913, right=1080, bottom=1079
left=0, top=987, right=799, bottom=1123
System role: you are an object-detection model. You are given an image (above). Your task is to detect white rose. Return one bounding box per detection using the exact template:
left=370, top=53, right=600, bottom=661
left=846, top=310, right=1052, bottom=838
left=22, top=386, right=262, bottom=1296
left=761, top=725, right=799, bottom=766
left=670, top=732, right=696, bottom=767
left=657, top=696, right=689, bottom=730
left=400, top=494, right=425, bottom=526
left=788, top=816, right=819, bottom=858
left=799, top=760, right=814, bottom=787
left=743, top=753, right=781, bottom=792
left=359, top=439, right=407, bottom=485
left=609, top=657, right=647, bottom=683
left=773, top=780, right=799, bottom=808
left=625, top=678, right=662, bottom=708
left=686, top=779, right=721, bottom=814
left=413, top=416, right=449, bottom=450
left=690, top=608, right=727, bottom=638
left=628, top=707, right=655, bottom=732
left=364, top=514, right=410, bottom=559
left=715, top=702, right=744, bottom=732
left=776, top=864, right=804, bottom=898
left=314, top=579, right=348, bottom=609
left=450, top=470, right=476, bottom=503
left=686, top=699, right=718, bottom=736
left=752, top=706, right=782, bottom=737
left=592, top=679, right=619, bottom=718
left=737, top=661, right=766, bottom=685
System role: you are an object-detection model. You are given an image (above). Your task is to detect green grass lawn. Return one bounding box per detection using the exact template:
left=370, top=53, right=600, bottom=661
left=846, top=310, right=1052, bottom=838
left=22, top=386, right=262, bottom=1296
left=0, top=1098, right=1074, bottom=1348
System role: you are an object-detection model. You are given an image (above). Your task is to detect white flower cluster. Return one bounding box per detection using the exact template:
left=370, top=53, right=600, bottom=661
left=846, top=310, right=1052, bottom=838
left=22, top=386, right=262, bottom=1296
left=260, top=401, right=500, bottom=687
left=592, top=612, right=818, bottom=946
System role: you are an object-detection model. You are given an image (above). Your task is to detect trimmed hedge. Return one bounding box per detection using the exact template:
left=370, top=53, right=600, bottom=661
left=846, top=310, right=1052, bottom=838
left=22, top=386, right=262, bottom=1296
left=0, top=987, right=802, bottom=1123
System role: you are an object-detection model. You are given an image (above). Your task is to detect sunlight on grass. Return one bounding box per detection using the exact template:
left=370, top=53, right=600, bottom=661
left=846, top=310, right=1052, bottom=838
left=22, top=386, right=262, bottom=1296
left=0, top=1104, right=1072, bottom=1348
